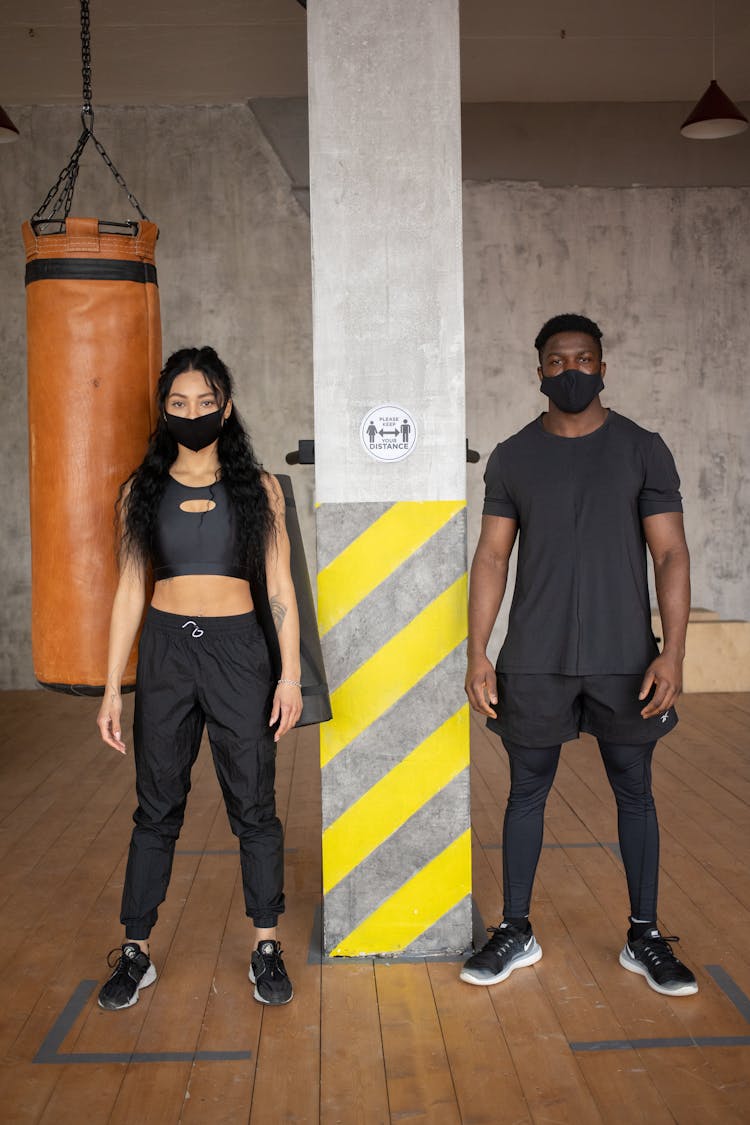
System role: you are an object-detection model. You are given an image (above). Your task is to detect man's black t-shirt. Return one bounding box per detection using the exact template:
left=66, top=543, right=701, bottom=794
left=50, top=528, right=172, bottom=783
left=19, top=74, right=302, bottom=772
left=483, top=410, right=682, bottom=675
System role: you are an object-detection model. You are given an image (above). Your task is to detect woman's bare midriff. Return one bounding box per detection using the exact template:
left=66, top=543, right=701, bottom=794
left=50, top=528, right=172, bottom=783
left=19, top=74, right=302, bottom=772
left=150, top=574, right=254, bottom=617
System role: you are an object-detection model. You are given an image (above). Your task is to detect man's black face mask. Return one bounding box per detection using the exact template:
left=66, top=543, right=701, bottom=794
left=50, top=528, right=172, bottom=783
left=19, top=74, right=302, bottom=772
left=539, top=369, right=604, bottom=414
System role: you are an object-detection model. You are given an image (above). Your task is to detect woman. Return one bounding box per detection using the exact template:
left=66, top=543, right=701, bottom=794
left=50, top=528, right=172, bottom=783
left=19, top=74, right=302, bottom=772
left=96, top=346, right=302, bottom=1009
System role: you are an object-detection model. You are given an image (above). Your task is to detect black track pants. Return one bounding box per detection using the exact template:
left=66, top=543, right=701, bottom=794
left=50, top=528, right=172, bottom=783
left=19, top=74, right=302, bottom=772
left=120, top=607, right=284, bottom=939
left=501, top=738, right=659, bottom=920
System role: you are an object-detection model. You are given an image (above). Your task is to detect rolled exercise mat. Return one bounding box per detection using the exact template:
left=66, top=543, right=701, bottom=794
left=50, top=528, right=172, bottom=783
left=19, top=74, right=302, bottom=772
left=22, top=217, right=161, bottom=693
left=251, top=474, right=332, bottom=727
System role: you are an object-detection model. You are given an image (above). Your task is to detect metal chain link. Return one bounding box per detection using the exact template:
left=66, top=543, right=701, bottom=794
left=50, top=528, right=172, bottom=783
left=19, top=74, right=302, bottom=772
left=31, top=128, right=88, bottom=224
left=88, top=131, right=148, bottom=219
left=81, top=0, right=92, bottom=118
left=32, top=0, right=149, bottom=226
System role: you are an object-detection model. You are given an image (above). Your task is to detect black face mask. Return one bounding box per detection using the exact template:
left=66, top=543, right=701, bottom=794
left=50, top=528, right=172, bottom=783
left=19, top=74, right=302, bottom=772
left=164, top=408, right=224, bottom=451
left=539, top=369, right=604, bottom=414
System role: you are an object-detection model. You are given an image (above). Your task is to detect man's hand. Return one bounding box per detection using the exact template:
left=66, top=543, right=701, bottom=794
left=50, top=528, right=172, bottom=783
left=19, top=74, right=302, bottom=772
left=639, top=651, right=683, bottom=718
left=465, top=655, right=499, bottom=718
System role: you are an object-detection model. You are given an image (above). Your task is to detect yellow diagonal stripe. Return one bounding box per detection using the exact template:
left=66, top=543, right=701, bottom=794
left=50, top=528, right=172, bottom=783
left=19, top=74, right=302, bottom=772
left=318, top=500, right=464, bottom=636
left=322, top=705, right=469, bottom=894
left=320, top=574, right=467, bottom=768
left=330, top=829, right=472, bottom=956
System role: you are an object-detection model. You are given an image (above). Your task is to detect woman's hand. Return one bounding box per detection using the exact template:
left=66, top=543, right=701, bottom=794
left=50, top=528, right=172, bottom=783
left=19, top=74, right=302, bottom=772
left=270, top=681, right=303, bottom=742
left=97, top=690, right=127, bottom=754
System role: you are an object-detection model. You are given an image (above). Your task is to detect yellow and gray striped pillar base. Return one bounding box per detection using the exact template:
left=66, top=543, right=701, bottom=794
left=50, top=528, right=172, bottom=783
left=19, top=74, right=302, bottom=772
left=317, top=500, right=471, bottom=957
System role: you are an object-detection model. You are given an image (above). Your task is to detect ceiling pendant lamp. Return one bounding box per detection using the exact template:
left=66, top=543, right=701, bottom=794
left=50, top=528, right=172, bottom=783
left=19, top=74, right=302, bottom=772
left=681, top=2, right=748, bottom=139
left=0, top=106, right=20, bottom=143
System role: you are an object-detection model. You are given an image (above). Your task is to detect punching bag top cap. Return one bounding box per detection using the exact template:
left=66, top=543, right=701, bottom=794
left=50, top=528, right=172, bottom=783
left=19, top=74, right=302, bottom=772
left=22, top=218, right=158, bottom=265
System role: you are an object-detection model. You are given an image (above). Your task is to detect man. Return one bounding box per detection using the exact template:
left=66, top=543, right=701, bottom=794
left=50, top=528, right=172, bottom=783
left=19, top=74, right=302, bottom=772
left=461, top=313, right=697, bottom=997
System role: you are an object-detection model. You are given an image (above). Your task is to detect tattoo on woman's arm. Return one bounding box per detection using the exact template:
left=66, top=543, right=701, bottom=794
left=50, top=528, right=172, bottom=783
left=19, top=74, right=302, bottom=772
left=270, top=596, right=287, bottom=633
left=107, top=668, right=122, bottom=703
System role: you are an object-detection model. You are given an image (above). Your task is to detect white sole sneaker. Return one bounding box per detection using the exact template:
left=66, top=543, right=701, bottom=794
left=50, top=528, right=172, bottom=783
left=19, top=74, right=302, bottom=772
left=460, top=938, right=542, bottom=987
left=97, top=962, right=157, bottom=1010
left=248, top=965, right=294, bottom=1005
left=619, top=946, right=699, bottom=996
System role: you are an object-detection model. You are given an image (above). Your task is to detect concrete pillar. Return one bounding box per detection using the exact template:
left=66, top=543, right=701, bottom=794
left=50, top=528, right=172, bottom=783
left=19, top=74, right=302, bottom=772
left=308, top=0, right=469, bottom=956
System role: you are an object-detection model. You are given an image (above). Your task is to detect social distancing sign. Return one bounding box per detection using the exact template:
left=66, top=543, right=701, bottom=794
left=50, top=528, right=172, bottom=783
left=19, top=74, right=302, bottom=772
left=360, top=405, right=417, bottom=462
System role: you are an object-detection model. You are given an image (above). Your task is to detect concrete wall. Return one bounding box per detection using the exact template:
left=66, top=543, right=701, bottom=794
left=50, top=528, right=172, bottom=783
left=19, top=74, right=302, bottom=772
left=250, top=97, right=750, bottom=193
left=0, top=104, right=314, bottom=689
left=1, top=101, right=749, bottom=688
left=461, top=102, right=750, bottom=187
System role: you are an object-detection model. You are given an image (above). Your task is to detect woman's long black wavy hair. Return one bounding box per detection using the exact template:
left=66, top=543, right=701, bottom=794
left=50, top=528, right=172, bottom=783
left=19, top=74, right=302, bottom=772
left=117, top=347, right=274, bottom=579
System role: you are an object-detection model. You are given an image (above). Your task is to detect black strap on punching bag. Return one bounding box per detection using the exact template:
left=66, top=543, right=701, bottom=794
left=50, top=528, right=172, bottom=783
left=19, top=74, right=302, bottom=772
left=251, top=475, right=332, bottom=728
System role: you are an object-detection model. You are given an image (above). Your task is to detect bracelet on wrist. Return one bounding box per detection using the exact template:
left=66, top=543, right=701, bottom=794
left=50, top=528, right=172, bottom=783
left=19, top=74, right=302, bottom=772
left=278, top=677, right=302, bottom=687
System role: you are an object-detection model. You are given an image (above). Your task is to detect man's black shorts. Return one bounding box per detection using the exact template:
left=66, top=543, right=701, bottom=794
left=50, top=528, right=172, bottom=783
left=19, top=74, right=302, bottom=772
left=486, top=673, right=679, bottom=747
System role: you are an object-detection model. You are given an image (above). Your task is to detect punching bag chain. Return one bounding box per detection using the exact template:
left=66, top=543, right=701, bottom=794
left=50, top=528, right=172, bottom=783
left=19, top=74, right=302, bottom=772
left=81, top=0, right=93, bottom=122
left=31, top=0, right=149, bottom=229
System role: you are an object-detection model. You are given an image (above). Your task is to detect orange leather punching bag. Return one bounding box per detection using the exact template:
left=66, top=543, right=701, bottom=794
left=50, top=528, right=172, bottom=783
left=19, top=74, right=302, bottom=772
left=23, top=218, right=161, bottom=693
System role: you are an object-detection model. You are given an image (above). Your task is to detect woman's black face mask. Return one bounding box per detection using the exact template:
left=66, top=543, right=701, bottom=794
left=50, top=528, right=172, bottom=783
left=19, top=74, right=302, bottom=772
left=164, top=408, right=223, bottom=451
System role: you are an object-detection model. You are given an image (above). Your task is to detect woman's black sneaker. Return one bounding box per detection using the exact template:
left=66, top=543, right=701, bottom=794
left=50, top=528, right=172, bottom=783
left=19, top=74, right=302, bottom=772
left=98, top=943, right=157, bottom=1010
left=619, top=928, right=698, bottom=996
left=460, top=921, right=542, bottom=986
left=249, top=940, right=293, bottom=1005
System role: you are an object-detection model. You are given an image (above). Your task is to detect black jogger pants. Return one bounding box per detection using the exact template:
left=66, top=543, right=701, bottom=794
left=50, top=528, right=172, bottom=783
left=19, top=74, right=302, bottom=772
left=120, top=607, right=284, bottom=939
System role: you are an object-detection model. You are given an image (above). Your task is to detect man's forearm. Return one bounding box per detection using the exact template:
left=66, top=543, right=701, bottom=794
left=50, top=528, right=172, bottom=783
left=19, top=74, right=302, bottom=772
left=653, top=549, right=690, bottom=657
left=468, top=555, right=508, bottom=657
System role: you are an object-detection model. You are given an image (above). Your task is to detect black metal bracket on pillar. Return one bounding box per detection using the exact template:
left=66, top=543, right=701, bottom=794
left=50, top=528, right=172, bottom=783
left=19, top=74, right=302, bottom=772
left=286, top=439, right=478, bottom=465
left=286, top=439, right=315, bottom=465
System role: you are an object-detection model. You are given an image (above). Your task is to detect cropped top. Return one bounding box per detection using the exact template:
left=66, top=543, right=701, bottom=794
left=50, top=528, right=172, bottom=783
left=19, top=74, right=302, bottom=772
left=151, top=476, right=250, bottom=581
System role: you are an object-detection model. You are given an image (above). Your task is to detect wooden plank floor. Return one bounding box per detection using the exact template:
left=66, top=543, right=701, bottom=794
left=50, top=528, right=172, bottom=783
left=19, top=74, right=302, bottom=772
left=0, top=690, right=748, bottom=1123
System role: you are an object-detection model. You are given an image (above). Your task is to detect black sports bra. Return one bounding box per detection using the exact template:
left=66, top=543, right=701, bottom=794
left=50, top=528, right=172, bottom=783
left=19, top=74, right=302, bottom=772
left=151, top=476, right=250, bottom=581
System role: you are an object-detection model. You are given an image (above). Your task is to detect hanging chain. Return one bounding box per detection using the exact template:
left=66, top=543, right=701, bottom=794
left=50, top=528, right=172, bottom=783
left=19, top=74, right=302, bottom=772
left=31, top=127, right=89, bottom=225
left=32, top=0, right=149, bottom=226
left=81, top=0, right=93, bottom=123
left=86, top=132, right=148, bottom=219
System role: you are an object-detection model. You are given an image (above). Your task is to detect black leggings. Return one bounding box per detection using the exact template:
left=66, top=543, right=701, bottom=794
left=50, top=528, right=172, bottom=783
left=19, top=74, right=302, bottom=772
left=120, top=608, right=284, bottom=940
left=501, top=738, right=659, bottom=920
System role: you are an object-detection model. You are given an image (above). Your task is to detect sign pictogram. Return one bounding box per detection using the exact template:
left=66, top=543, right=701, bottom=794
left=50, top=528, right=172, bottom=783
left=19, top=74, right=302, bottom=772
left=360, top=404, right=417, bottom=462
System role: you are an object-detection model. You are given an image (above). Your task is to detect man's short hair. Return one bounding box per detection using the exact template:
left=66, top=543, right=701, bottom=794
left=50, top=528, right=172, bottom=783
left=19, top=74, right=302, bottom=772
left=534, top=314, right=603, bottom=359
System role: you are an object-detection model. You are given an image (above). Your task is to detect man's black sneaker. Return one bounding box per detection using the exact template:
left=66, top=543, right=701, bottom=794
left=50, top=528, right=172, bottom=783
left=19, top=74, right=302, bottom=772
left=97, top=943, right=157, bottom=1010
left=619, top=928, right=698, bottom=996
left=460, top=922, right=542, bottom=986
left=249, top=940, right=293, bottom=1005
